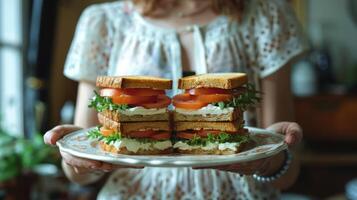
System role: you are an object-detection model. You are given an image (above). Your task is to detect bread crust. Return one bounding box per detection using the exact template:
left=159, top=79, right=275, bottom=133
left=174, top=121, right=244, bottom=132
left=98, top=113, right=171, bottom=134
left=173, top=109, right=241, bottom=122
left=99, top=141, right=173, bottom=155
left=96, top=76, right=172, bottom=89
left=100, top=110, right=169, bottom=122
left=178, top=73, right=248, bottom=89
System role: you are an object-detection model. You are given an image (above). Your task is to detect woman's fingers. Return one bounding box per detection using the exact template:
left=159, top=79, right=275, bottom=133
left=284, top=123, right=303, bottom=146
left=267, top=122, right=303, bottom=147
left=61, top=151, right=103, bottom=169
left=61, top=151, right=143, bottom=173
left=44, top=125, right=83, bottom=145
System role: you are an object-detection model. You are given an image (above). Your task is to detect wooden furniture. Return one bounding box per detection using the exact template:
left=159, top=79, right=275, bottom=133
left=294, top=95, right=357, bottom=141
left=288, top=95, right=357, bottom=198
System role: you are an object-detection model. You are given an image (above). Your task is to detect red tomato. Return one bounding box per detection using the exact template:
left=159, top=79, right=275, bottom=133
left=100, top=88, right=123, bottom=97
left=150, top=132, right=171, bottom=140
left=100, top=127, right=115, bottom=137
left=139, top=95, right=171, bottom=109
left=186, top=88, right=232, bottom=95
left=195, top=94, right=232, bottom=104
left=111, top=94, right=157, bottom=105
left=172, top=94, right=208, bottom=110
left=128, top=130, right=156, bottom=138
left=176, top=132, right=197, bottom=140
left=100, top=88, right=165, bottom=97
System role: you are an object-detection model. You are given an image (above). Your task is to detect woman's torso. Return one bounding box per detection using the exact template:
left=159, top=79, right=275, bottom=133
left=63, top=1, right=306, bottom=199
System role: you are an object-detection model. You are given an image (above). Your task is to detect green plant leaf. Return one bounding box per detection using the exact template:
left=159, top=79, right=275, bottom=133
left=88, top=91, right=132, bottom=112
left=180, top=132, right=249, bottom=146
left=211, top=83, right=261, bottom=111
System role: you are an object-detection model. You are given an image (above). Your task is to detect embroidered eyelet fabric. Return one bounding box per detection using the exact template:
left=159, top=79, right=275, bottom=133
left=63, top=0, right=306, bottom=199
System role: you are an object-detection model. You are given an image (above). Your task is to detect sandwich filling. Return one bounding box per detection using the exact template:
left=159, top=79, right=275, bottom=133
left=173, top=84, right=259, bottom=112
left=89, top=88, right=171, bottom=115
left=175, top=104, right=234, bottom=116
left=173, top=129, right=249, bottom=151
left=88, top=127, right=172, bottom=153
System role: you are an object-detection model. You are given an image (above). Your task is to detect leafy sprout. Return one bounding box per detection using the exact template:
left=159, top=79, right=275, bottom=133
left=88, top=91, right=131, bottom=112
left=211, top=83, right=261, bottom=111
left=184, top=132, right=249, bottom=146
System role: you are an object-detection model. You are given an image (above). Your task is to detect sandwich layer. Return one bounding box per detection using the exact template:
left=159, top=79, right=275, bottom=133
left=174, top=142, right=247, bottom=155
left=100, top=140, right=173, bottom=155
left=174, top=105, right=241, bottom=122
left=96, top=75, right=172, bottom=89
left=178, top=73, right=248, bottom=89
left=174, top=121, right=243, bottom=133
left=100, top=108, right=169, bottom=122
left=98, top=113, right=171, bottom=134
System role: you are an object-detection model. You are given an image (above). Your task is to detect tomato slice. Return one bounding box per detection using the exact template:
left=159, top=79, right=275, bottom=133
left=100, top=88, right=123, bottom=97
left=139, top=95, right=171, bottom=109
left=100, top=88, right=165, bottom=97
left=173, top=94, right=208, bottom=110
left=121, top=88, right=165, bottom=96
left=186, top=88, right=232, bottom=95
left=112, top=94, right=157, bottom=105
left=195, top=94, right=232, bottom=104
left=150, top=132, right=171, bottom=140
left=176, top=132, right=198, bottom=140
left=100, top=127, right=115, bottom=137
left=128, top=130, right=156, bottom=138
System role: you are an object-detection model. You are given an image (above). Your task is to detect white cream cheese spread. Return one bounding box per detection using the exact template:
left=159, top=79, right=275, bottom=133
left=175, top=104, right=233, bottom=116
left=119, top=106, right=166, bottom=116
left=173, top=141, right=240, bottom=151
left=111, top=138, right=172, bottom=153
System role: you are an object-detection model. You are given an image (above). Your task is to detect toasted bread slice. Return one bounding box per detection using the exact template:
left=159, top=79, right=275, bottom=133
left=99, top=141, right=173, bottom=155
left=178, top=73, right=248, bottom=89
left=100, top=110, right=169, bottom=122
left=174, top=121, right=243, bottom=132
left=173, top=108, right=242, bottom=122
left=96, top=75, right=172, bottom=89
left=98, top=113, right=170, bottom=134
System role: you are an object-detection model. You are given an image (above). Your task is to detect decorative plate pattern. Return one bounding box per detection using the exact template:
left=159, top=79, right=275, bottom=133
left=56, top=127, right=287, bottom=167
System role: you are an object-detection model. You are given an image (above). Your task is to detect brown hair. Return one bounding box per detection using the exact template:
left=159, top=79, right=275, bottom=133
left=132, top=0, right=245, bottom=20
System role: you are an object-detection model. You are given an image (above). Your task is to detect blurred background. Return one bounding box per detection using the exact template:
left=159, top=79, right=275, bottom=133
left=0, top=0, right=356, bottom=199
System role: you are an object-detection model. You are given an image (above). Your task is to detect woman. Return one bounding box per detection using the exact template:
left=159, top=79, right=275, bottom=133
left=45, top=0, right=305, bottom=199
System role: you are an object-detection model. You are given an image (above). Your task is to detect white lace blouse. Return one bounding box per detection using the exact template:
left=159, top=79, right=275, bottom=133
left=63, top=0, right=306, bottom=199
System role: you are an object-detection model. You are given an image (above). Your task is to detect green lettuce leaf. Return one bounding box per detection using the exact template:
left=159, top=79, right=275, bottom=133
left=87, top=127, right=121, bottom=144
left=211, top=83, right=261, bottom=110
left=88, top=91, right=132, bottom=112
left=180, top=132, right=250, bottom=146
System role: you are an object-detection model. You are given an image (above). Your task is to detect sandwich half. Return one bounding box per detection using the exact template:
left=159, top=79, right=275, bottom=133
left=89, top=76, right=172, bottom=122
left=173, top=73, right=259, bottom=122
left=87, top=113, right=172, bottom=155
left=173, top=121, right=249, bottom=155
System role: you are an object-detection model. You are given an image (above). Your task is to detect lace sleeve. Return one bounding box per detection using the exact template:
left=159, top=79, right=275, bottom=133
left=63, top=5, right=113, bottom=82
left=248, top=0, right=308, bottom=78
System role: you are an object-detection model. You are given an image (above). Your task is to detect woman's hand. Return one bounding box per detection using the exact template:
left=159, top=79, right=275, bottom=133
left=194, top=122, right=303, bottom=177
left=44, top=125, right=120, bottom=172
left=44, top=125, right=142, bottom=184
left=267, top=122, right=303, bottom=147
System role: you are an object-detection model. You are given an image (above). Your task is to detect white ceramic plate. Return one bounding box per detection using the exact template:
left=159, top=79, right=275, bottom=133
left=56, top=127, right=287, bottom=168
